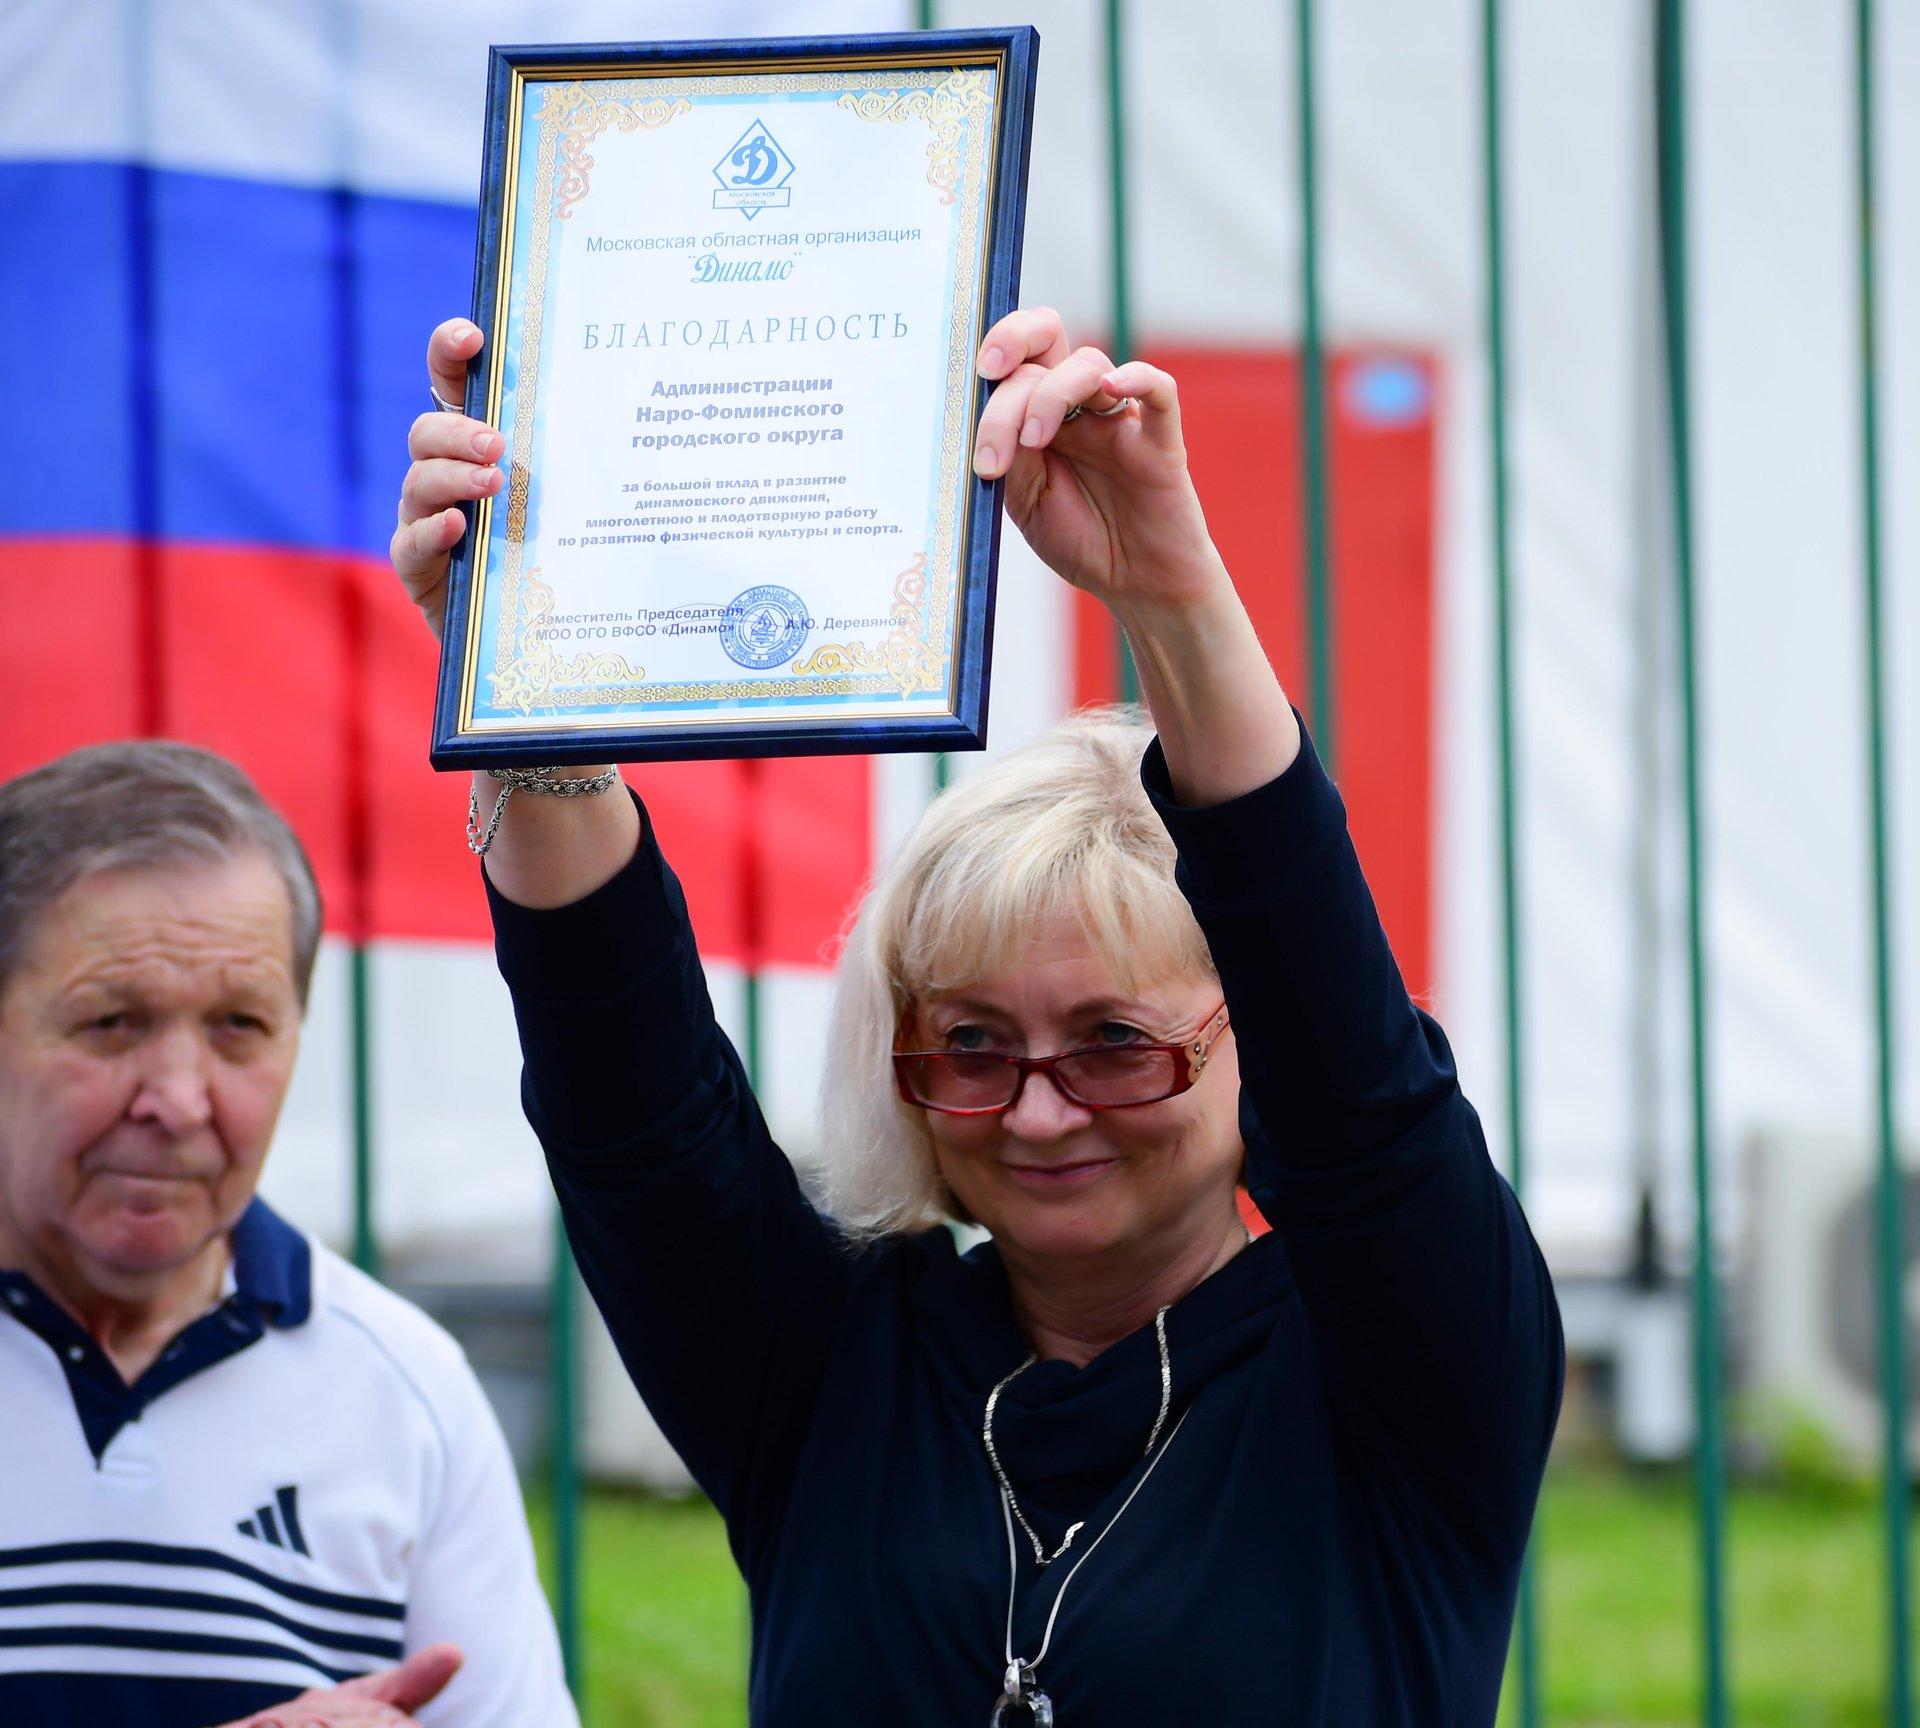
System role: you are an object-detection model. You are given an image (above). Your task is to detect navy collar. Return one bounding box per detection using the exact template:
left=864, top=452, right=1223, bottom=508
left=230, top=1198, right=313, bottom=1327
left=0, top=1197, right=314, bottom=1461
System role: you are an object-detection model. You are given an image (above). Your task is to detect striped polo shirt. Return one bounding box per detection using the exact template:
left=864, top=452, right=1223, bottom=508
left=0, top=1200, right=576, bottom=1728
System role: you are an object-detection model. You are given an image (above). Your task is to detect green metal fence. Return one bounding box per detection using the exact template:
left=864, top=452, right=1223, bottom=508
left=1476, top=4, right=1540, bottom=1721
left=337, top=6, right=1912, bottom=1721
left=1853, top=0, right=1912, bottom=1718
left=1651, top=3, right=1732, bottom=1721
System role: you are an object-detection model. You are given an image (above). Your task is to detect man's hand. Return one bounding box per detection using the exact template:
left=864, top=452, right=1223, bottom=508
left=214, top=1643, right=463, bottom=1728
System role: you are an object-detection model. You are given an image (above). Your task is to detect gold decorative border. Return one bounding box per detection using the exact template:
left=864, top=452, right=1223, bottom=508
left=461, top=56, right=1001, bottom=732
left=792, top=554, right=941, bottom=696
left=554, top=87, right=692, bottom=220
left=836, top=71, right=994, bottom=207
left=487, top=570, right=645, bottom=714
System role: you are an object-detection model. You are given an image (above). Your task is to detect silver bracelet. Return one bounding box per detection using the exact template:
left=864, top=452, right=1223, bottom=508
left=466, top=765, right=619, bottom=857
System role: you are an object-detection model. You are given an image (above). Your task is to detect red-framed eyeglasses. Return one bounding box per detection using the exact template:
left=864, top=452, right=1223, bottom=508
left=892, top=1003, right=1231, bottom=1116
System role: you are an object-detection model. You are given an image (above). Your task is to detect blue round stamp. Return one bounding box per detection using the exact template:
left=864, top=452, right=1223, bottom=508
left=721, top=585, right=811, bottom=670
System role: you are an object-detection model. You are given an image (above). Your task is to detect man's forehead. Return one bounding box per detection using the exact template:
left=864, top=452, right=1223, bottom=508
left=16, top=858, right=297, bottom=995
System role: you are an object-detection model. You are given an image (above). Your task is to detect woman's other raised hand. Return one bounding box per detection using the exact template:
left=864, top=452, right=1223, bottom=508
left=973, top=307, right=1298, bottom=805
left=972, top=306, right=1226, bottom=617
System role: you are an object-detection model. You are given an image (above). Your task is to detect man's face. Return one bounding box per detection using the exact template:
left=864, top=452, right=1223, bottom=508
left=0, top=854, right=303, bottom=1302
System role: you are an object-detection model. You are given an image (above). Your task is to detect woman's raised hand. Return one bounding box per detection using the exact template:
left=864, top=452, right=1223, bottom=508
left=389, top=320, right=505, bottom=641
left=973, top=308, right=1227, bottom=617
left=977, top=307, right=1298, bottom=803
left=387, top=318, right=639, bottom=904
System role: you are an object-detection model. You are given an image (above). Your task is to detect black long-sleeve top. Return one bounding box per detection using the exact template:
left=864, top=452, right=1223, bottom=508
left=488, top=726, right=1564, bottom=1726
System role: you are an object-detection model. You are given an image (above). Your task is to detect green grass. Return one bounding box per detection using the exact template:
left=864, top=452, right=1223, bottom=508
left=530, top=1466, right=1907, bottom=1726
left=1511, top=1467, right=1899, bottom=1728
left=527, top=1493, right=746, bottom=1728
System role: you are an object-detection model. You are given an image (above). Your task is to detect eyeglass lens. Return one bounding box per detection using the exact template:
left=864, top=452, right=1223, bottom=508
left=900, top=1047, right=1181, bottom=1110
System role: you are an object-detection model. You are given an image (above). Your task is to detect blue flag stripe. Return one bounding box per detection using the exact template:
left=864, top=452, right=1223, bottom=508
left=0, top=160, right=472, bottom=556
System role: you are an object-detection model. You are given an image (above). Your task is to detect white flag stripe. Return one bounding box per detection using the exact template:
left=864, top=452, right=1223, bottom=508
left=0, top=0, right=911, bottom=194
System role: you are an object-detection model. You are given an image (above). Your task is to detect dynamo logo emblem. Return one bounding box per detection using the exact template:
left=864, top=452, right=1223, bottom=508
left=713, top=120, right=796, bottom=221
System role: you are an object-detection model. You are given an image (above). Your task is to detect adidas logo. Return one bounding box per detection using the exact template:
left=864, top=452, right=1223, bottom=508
left=236, top=1485, right=310, bottom=1558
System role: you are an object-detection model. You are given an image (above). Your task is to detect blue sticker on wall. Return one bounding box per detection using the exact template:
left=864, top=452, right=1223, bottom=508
left=1345, top=358, right=1430, bottom=428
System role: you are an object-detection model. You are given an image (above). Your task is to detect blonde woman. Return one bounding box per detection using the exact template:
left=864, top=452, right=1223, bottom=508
left=391, top=307, right=1562, bottom=1726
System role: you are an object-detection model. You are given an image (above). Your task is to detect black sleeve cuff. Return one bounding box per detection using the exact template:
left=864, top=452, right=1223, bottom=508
left=485, top=791, right=681, bottom=1005
left=1138, top=714, right=1348, bottom=910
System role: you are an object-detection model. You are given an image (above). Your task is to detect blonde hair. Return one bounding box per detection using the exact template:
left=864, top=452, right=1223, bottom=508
left=814, top=707, right=1216, bottom=1238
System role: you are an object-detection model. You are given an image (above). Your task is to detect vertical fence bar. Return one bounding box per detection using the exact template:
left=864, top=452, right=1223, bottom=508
left=344, top=572, right=376, bottom=1282
left=736, top=760, right=765, bottom=1693
left=322, top=0, right=380, bottom=1288
left=550, top=1214, right=582, bottom=1697
left=1293, top=0, right=1335, bottom=768
left=741, top=759, right=766, bottom=1090
left=1104, top=0, right=1140, bottom=705
left=1478, top=5, right=1541, bottom=1725
left=743, top=969, right=764, bottom=1089
left=1653, top=5, right=1729, bottom=1724
left=1853, top=1, right=1913, bottom=1720
left=348, top=952, right=378, bottom=1274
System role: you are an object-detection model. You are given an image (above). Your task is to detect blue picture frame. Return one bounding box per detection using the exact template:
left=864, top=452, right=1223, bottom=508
left=430, top=27, right=1039, bottom=769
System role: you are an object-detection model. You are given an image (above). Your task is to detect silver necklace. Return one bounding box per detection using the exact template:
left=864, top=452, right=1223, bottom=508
left=989, top=1403, right=1195, bottom=1726
left=981, top=1306, right=1173, bottom=1568
left=982, top=1306, right=1185, bottom=1726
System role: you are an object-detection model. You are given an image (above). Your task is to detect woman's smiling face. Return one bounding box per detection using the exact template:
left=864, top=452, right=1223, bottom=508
left=912, top=914, right=1241, bottom=1269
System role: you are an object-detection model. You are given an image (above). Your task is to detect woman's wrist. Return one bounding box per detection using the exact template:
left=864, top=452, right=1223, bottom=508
left=1105, top=550, right=1238, bottom=650
left=475, top=767, right=643, bottom=910
left=1112, top=575, right=1301, bottom=807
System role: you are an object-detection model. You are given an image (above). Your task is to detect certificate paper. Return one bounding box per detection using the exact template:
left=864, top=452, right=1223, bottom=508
left=432, top=31, right=1038, bottom=768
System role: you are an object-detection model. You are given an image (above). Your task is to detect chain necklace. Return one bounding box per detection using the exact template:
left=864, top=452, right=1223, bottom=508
left=981, top=1306, right=1173, bottom=1567
left=982, top=1306, right=1185, bottom=1726
left=989, top=1402, right=1195, bottom=1726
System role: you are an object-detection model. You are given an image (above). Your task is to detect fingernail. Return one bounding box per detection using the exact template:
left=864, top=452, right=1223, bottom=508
left=471, top=430, right=496, bottom=458
left=973, top=443, right=997, bottom=476
left=473, top=465, right=498, bottom=491
left=979, top=344, right=1003, bottom=376
left=1019, top=416, right=1042, bottom=448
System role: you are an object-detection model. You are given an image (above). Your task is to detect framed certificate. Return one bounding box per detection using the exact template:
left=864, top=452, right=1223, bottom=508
left=430, top=28, right=1039, bottom=769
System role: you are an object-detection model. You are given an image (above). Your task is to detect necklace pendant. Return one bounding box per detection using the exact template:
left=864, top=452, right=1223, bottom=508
left=991, top=1661, right=1054, bottom=1727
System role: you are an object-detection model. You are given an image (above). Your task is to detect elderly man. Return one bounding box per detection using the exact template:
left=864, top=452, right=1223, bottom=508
left=0, top=742, right=576, bottom=1728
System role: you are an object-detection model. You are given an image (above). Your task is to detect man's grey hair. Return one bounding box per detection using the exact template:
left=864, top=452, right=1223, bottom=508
left=0, top=742, right=324, bottom=1008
